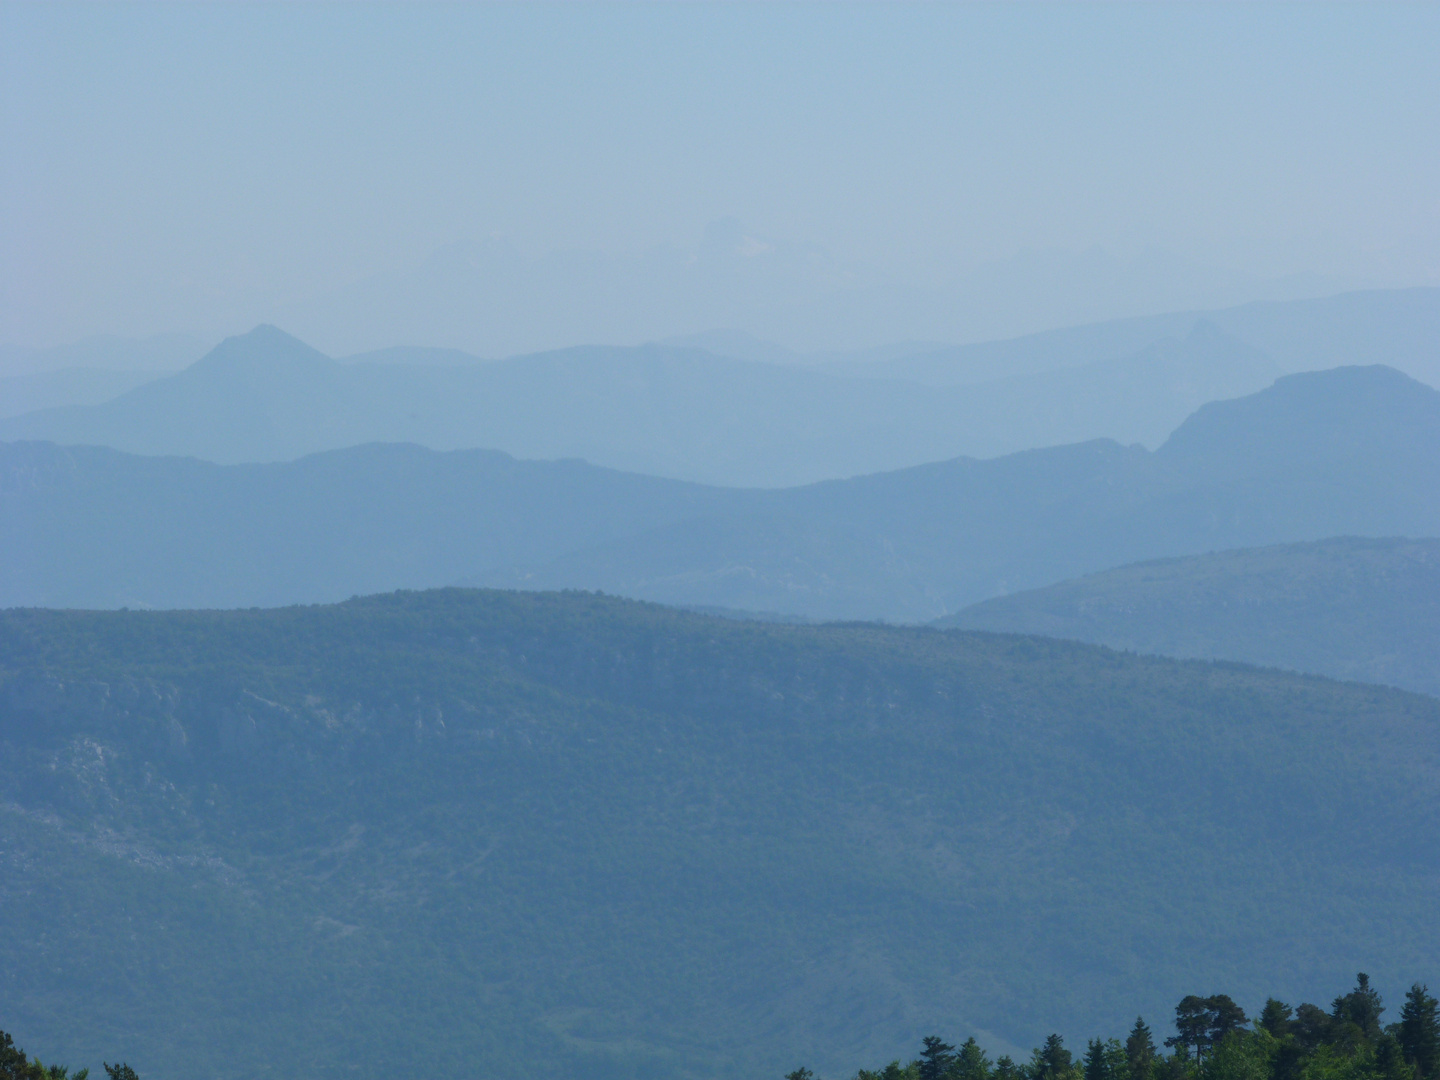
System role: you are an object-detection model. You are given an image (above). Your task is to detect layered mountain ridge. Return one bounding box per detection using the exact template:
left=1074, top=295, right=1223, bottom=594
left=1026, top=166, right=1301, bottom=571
left=3, top=363, right=1437, bottom=619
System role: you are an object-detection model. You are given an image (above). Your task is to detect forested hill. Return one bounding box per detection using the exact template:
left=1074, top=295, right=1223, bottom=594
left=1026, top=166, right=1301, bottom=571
left=2, top=589, right=1437, bottom=1080
left=938, top=537, right=1440, bottom=698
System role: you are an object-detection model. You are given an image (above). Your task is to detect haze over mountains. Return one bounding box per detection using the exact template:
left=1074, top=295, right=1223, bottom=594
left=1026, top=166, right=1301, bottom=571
left=0, top=368, right=165, bottom=421
left=4, top=363, right=1437, bottom=623
left=8, top=8, right=1440, bottom=1080
left=0, top=323, right=1281, bottom=487
left=941, top=537, right=1440, bottom=699
left=810, top=286, right=1440, bottom=387
left=3, top=287, right=1438, bottom=487
left=474, top=365, right=1440, bottom=619
left=5, top=281, right=1439, bottom=1080
left=0, top=333, right=210, bottom=420
left=0, top=334, right=208, bottom=378
left=265, top=230, right=1374, bottom=359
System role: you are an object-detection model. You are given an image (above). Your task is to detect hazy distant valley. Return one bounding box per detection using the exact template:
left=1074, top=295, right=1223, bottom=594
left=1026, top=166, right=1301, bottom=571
left=3, top=287, right=1438, bottom=485
left=10, top=10, right=1440, bottom=1080
left=5, top=287, right=1440, bottom=676
left=1, top=322, right=1282, bottom=487
left=4, top=287, right=1440, bottom=1080
left=4, top=305, right=1438, bottom=625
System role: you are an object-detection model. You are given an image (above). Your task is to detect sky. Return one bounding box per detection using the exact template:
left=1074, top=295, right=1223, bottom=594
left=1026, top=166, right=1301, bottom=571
left=2, top=2, right=1439, bottom=353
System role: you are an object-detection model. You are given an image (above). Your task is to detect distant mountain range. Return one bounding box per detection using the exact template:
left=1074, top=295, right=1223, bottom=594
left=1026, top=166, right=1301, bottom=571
left=939, top=537, right=1440, bottom=698
left=0, top=367, right=164, bottom=420
left=0, top=332, right=210, bottom=420
left=0, top=333, right=208, bottom=378
left=473, top=364, right=1440, bottom=619
left=0, top=320, right=1287, bottom=486
left=4, top=364, right=1437, bottom=618
left=4, top=288, right=1435, bottom=486
left=262, top=226, right=1378, bottom=358
left=3, top=590, right=1436, bottom=1079
left=811, top=286, right=1440, bottom=388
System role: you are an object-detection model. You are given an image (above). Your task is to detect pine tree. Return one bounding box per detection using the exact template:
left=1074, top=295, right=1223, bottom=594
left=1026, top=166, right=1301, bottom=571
left=1206, top=996, right=1249, bottom=1045
left=1271, top=1038, right=1306, bottom=1080
left=855, top=1063, right=909, bottom=1080
left=1, top=1031, right=42, bottom=1080
left=1152, top=1053, right=1190, bottom=1080
left=1103, top=1038, right=1128, bottom=1080
left=1258, top=1000, right=1294, bottom=1039
left=1126, top=1018, right=1157, bottom=1080
left=1399, top=984, right=1440, bottom=1080
left=1083, top=1039, right=1112, bottom=1080
left=1332, top=973, right=1385, bottom=1043
left=919, top=1037, right=956, bottom=1080
left=1374, top=1032, right=1417, bottom=1080
left=1030, top=1034, right=1075, bottom=1080
left=1166, top=997, right=1212, bottom=1062
left=953, top=1036, right=993, bottom=1080
left=784, top=1069, right=814, bottom=1080
left=994, top=1055, right=1022, bottom=1080
left=1292, top=1003, right=1334, bottom=1051
left=1165, top=995, right=1247, bottom=1063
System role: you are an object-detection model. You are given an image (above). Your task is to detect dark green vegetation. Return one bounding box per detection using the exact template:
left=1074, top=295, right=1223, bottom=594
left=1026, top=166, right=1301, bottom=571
left=939, top=538, right=1440, bottom=698
left=813, top=978, right=1440, bottom=1080
left=1, top=1027, right=120, bottom=1080
left=4, top=363, right=1439, bottom=617
left=2, top=589, right=1437, bottom=1080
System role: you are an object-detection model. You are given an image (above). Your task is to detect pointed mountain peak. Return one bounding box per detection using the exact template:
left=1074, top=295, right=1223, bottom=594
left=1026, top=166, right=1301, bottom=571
left=188, top=325, right=332, bottom=375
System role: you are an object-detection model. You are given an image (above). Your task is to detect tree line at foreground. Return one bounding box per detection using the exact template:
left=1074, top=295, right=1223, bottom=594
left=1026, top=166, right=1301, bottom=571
left=790, top=978, right=1439, bottom=1080
left=0, top=1033, right=136, bottom=1080
left=3, top=975, right=1434, bottom=1080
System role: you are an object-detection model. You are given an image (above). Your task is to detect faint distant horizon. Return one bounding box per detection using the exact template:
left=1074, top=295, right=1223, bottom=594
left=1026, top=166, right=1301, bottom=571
left=0, top=229, right=1414, bottom=365
left=261, top=227, right=1399, bottom=360
left=5, top=4, right=1438, bottom=354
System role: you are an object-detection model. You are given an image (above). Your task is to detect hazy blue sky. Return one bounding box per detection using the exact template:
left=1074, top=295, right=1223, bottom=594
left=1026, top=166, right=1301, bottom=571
left=3, top=3, right=1438, bottom=351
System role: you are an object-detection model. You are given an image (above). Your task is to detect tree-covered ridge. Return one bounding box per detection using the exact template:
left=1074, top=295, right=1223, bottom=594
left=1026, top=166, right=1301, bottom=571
left=804, top=979, right=1439, bottom=1080
left=2, top=589, right=1438, bottom=1079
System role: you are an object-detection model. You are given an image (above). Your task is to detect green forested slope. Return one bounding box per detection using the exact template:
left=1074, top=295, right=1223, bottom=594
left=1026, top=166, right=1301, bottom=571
left=937, top=538, right=1440, bottom=698
left=1, top=590, right=1436, bottom=1080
